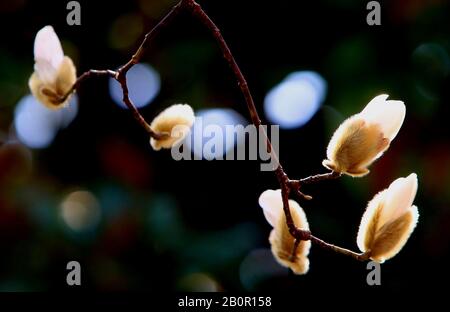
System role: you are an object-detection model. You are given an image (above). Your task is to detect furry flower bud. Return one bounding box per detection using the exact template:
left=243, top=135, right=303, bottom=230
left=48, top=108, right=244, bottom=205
left=259, top=189, right=311, bottom=274
left=149, top=104, right=195, bottom=151
left=357, top=173, right=419, bottom=262
left=28, top=26, right=77, bottom=110
left=323, top=94, right=405, bottom=177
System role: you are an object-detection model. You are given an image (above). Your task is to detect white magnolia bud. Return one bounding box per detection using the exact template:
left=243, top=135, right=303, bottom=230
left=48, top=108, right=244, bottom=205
left=357, top=173, right=419, bottom=262
left=259, top=189, right=311, bottom=274
left=149, top=104, right=195, bottom=151
left=323, top=94, right=405, bottom=177
left=29, top=26, right=77, bottom=110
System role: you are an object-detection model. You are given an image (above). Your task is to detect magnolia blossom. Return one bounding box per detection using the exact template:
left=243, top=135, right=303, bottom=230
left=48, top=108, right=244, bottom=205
left=149, top=104, right=195, bottom=150
left=29, top=26, right=77, bottom=110
left=357, top=173, right=419, bottom=263
left=259, top=189, right=311, bottom=274
left=323, top=94, right=405, bottom=177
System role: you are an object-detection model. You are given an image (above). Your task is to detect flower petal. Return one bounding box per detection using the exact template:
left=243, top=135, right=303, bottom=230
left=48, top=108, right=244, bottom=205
left=258, top=189, right=283, bottom=227
left=359, top=94, right=405, bottom=141
left=379, top=173, right=418, bottom=228
left=34, top=59, right=58, bottom=85
left=269, top=200, right=311, bottom=274
left=357, top=190, right=386, bottom=252
left=370, top=205, right=419, bottom=262
left=149, top=104, right=195, bottom=150
left=324, top=115, right=387, bottom=176
left=289, top=199, right=310, bottom=232
left=29, top=56, right=77, bottom=110
left=34, top=26, right=64, bottom=72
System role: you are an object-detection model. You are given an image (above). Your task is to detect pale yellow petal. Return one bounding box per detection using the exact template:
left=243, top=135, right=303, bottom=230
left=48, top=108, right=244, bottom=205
left=258, top=189, right=283, bottom=227
left=55, top=56, right=77, bottom=95
left=359, top=94, right=405, bottom=141
left=269, top=199, right=311, bottom=275
left=379, top=173, right=418, bottom=229
left=29, top=57, right=76, bottom=110
left=34, top=26, right=64, bottom=69
left=149, top=104, right=195, bottom=150
left=324, top=115, right=387, bottom=176
left=30, top=25, right=77, bottom=111
left=289, top=199, right=310, bottom=232
left=357, top=190, right=386, bottom=252
left=369, top=206, right=419, bottom=263
left=35, top=59, right=58, bottom=85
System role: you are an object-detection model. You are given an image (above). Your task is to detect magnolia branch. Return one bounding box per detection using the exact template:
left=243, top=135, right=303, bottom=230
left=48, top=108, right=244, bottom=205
left=61, top=0, right=369, bottom=262
left=60, top=69, right=116, bottom=101
left=309, top=235, right=371, bottom=261
left=184, top=0, right=368, bottom=261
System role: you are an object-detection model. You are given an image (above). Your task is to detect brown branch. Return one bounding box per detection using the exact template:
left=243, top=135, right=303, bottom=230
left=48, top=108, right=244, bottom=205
left=309, top=235, right=370, bottom=261
left=276, top=167, right=310, bottom=239
left=115, top=75, right=166, bottom=140
left=56, top=1, right=186, bottom=138
left=184, top=0, right=279, bottom=164
left=118, top=0, right=186, bottom=75
left=112, top=1, right=185, bottom=140
left=185, top=0, right=304, bottom=240
left=57, top=1, right=185, bottom=140
left=185, top=1, right=260, bottom=127
left=184, top=0, right=366, bottom=261
left=57, top=0, right=367, bottom=262
left=288, top=171, right=342, bottom=200
left=57, top=69, right=116, bottom=103
left=298, top=171, right=342, bottom=185
left=289, top=238, right=301, bottom=262
left=62, top=67, right=165, bottom=139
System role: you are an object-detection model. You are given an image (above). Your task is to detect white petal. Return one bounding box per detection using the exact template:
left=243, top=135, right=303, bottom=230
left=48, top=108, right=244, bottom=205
left=149, top=104, right=195, bottom=150
left=357, top=190, right=386, bottom=252
left=359, top=94, right=406, bottom=141
left=34, top=26, right=64, bottom=71
left=151, top=104, right=195, bottom=129
left=379, top=173, right=418, bottom=227
left=258, top=189, right=283, bottom=227
left=371, top=205, right=419, bottom=262
left=34, top=59, right=57, bottom=84
left=289, top=199, right=310, bottom=231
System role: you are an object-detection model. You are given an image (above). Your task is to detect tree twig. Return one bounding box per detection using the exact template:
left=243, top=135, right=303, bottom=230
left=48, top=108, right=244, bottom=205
left=309, top=235, right=371, bottom=261
left=115, top=76, right=166, bottom=139
left=56, top=69, right=116, bottom=103
left=288, top=171, right=342, bottom=200
left=59, top=0, right=368, bottom=262
left=118, top=0, right=186, bottom=74
left=298, top=171, right=342, bottom=185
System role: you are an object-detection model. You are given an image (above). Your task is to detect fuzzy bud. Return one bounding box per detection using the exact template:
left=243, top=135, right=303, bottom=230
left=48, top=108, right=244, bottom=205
left=29, top=26, right=77, bottom=110
left=259, top=189, right=311, bottom=274
left=149, top=104, right=195, bottom=151
left=357, top=173, right=419, bottom=262
left=323, top=94, right=405, bottom=177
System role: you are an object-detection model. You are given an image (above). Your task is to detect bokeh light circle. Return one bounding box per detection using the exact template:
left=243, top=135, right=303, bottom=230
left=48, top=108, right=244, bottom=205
left=264, top=71, right=327, bottom=129
left=185, top=108, right=247, bottom=160
left=14, top=94, right=78, bottom=149
left=109, top=63, right=161, bottom=109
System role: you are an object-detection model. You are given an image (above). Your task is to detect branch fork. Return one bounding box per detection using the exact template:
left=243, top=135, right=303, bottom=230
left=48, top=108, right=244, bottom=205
left=59, top=0, right=371, bottom=263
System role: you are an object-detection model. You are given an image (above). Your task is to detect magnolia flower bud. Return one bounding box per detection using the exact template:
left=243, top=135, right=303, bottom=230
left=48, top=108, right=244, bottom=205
left=323, top=94, right=405, bottom=177
left=357, top=173, right=419, bottom=263
left=149, top=104, right=195, bottom=151
left=29, top=26, right=77, bottom=110
left=259, top=189, right=311, bottom=274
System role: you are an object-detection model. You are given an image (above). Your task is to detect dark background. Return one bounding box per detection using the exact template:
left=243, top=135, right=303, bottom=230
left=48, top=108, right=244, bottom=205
left=0, top=0, right=449, bottom=293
